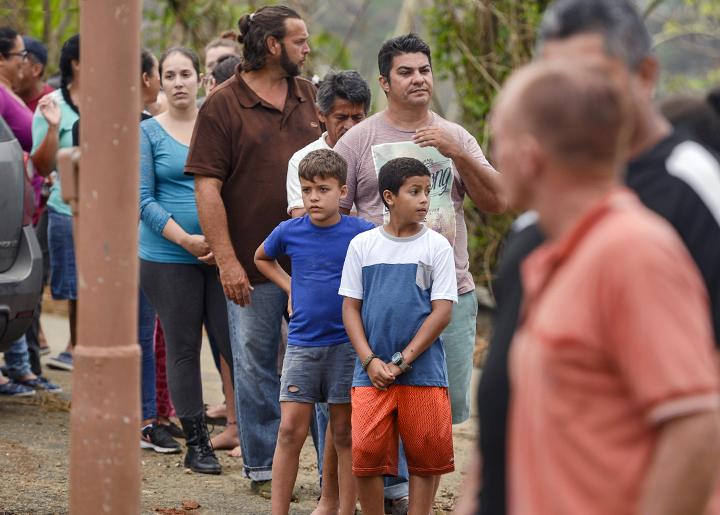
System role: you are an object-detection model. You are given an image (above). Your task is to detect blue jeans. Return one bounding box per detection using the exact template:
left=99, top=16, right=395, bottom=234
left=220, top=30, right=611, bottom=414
left=138, top=288, right=157, bottom=421
left=227, top=282, right=287, bottom=481
left=315, top=403, right=409, bottom=499
left=443, top=291, right=479, bottom=424
left=47, top=210, right=77, bottom=300
left=4, top=335, right=32, bottom=378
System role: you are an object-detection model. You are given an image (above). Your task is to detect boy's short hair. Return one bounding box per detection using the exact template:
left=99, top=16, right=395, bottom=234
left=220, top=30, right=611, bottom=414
left=378, top=157, right=430, bottom=208
left=298, top=149, right=347, bottom=186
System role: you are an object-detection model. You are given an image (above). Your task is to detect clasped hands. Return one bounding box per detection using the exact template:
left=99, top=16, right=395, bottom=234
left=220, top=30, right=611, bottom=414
left=367, top=358, right=404, bottom=391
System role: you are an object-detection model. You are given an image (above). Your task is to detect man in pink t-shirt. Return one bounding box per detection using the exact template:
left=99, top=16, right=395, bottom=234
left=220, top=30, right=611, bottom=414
left=492, top=61, right=720, bottom=515
left=334, top=33, right=506, bottom=429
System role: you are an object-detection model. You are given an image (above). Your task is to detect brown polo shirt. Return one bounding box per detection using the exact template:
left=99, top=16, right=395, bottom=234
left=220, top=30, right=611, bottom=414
left=185, top=71, right=321, bottom=284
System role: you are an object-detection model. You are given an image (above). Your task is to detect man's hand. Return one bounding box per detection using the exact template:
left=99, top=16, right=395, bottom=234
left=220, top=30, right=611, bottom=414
left=413, top=127, right=462, bottom=159
left=367, top=359, right=395, bottom=390
left=218, top=259, right=253, bottom=306
left=37, top=95, right=61, bottom=128
left=287, top=289, right=293, bottom=317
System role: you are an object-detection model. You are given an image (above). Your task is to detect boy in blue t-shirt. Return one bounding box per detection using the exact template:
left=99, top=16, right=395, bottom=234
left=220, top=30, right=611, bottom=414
left=339, top=157, right=458, bottom=514
left=254, top=148, right=373, bottom=515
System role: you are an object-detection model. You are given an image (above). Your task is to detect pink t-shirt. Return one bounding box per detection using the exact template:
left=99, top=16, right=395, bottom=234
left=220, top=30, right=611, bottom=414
left=510, top=189, right=720, bottom=515
left=334, top=111, right=492, bottom=295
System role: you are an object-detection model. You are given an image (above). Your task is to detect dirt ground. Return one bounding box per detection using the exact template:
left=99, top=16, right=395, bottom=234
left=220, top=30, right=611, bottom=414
left=0, top=312, right=479, bottom=514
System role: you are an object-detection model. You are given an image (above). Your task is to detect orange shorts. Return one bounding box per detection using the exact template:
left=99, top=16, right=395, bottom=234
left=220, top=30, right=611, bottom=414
left=351, top=385, right=454, bottom=477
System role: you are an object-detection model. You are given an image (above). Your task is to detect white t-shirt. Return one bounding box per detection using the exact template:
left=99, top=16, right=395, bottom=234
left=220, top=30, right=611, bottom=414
left=286, top=132, right=331, bottom=214
left=339, top=225, right=458, bottom=387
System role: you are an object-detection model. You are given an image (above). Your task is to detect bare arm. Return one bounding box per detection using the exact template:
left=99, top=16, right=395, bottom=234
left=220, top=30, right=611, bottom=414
left=195, top=176, right=252, bottom=305
left=342, top=297, right=396, bottom=389
left=30, top=96, right=62, bottom=177
left=640, top=410, right=720, bottom=515
left=31, top=125, right=59, bottom=177
left=254, top=243, right=292, bottom=315
left=451, top=149, right=507, bottom=214
left=254, top=244, right=291, bottom=294
left=161, top=219, right=213, bottom=262
left=413, top=127, right=507, bottom=213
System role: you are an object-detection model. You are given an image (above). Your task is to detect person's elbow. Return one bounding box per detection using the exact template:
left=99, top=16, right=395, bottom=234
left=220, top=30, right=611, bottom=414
left=194, top=175, right=222, bottom=203
left=253, top=244, right=266, bottom=267
left=485, top=189, right=509, bottom=214
left=433, top=300, right=454, bottom=329
left=482, top=175, right=509, bottom=214
left=342, top=297, right=361, bottom=319
left=30, top=153, right=51, bottom=177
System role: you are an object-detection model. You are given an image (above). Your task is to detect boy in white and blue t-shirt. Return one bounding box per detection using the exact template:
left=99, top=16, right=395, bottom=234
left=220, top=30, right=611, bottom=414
left=339, top=157, right=458, bottom=514
left=254, top=149, right=373, bottom=515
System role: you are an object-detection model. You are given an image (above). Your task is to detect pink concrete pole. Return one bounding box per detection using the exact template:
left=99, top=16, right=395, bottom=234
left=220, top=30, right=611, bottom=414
left=69, top=1, right=142, bottom=512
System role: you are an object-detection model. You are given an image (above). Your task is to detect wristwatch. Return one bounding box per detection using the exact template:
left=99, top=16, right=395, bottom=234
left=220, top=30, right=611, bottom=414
left=361, top=353, right=379, bottom=371
left=391, top=352, right=411, bottom=372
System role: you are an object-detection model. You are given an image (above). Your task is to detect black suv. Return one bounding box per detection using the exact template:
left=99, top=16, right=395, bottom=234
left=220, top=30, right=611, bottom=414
left=0, top=117, right=43, bottom=352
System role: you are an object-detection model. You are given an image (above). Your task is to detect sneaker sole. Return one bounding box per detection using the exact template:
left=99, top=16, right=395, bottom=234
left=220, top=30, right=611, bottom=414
left=2, top=390, right=37, bottom=397
left=140, top=440, right=182, bottom=454
left=46, top=361, right=73, bottom=371
left=186, top=465, right=222, bottom=475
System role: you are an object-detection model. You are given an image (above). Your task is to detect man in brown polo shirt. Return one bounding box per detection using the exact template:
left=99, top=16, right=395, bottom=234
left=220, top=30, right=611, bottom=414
left=185, top=5, right=320, bottom=493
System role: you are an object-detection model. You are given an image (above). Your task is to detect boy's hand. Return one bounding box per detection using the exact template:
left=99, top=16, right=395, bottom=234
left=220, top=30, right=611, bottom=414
left=287, top=289, right=293, bottom=318
left=367, top=359, right=395, bottom=390
left=386, top=362, right=404, bottom=377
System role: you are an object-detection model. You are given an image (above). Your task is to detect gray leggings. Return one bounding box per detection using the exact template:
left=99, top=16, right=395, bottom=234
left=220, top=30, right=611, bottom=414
left=140, top=259, right=232, bottom=418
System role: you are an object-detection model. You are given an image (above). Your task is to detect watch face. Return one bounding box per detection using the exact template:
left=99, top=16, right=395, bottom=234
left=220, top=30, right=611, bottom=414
left=392, top=353, right=402, bottom=365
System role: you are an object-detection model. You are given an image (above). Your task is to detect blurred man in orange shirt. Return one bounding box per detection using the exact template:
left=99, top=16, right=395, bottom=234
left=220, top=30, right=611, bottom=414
left=491, top=60, right=720, bottom=515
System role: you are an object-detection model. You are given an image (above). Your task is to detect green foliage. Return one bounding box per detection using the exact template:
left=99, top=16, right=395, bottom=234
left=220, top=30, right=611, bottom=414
left=425, top=0, right=551, bottom=291
left=652, top=0, right=720, bottom=97
left=142, top=0, right=254, bottom=56
left=2, top=0, right=79, bottom=76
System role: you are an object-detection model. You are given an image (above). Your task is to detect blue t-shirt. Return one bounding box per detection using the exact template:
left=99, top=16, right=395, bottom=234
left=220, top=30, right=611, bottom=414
left=339, top=226, right=458, bottom=387
left=263, top=215, right=374, bottom=347
left=138, top=118, right=202, bottom=264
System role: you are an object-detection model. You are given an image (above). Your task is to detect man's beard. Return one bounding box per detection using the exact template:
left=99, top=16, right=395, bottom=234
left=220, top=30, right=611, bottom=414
left=280, top=44, right=301, bottom=77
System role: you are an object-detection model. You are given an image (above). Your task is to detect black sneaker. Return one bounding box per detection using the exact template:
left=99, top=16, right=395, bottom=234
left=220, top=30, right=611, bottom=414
left=161, top=420, right=185, bottom=439
left=141, top=423, right=182, bottom=454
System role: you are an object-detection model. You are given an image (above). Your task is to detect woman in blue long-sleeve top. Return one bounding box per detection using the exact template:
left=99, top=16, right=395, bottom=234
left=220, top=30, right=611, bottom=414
left=138, top=47, right=231, bottom=475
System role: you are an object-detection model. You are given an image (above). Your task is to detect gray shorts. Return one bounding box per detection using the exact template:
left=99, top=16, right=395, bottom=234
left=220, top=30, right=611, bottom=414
left=279, top=342, right=356, bottom=404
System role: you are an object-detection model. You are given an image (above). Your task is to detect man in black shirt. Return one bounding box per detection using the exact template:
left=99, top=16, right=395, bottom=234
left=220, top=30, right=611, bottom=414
left=460, top=1, right=720, bottom=514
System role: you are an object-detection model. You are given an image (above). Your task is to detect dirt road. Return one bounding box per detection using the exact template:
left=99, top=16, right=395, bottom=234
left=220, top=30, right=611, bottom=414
left=0, top=313, right=478, bottom=514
